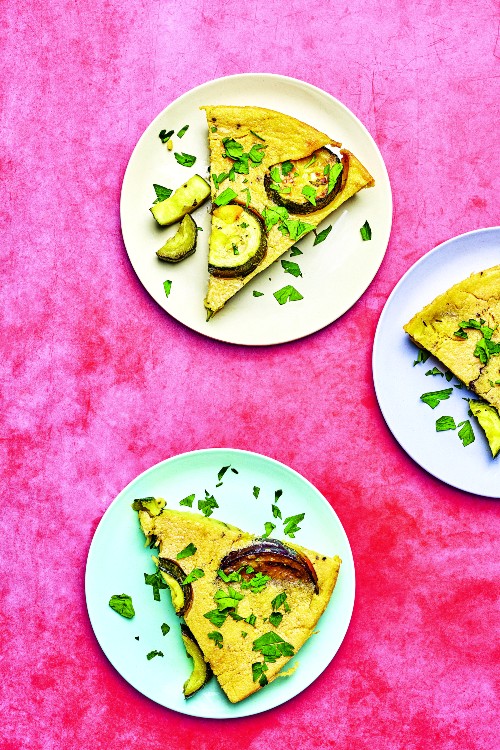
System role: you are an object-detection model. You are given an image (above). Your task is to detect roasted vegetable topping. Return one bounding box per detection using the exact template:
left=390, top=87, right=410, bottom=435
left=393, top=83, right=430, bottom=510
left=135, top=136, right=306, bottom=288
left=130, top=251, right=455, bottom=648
left=156, top=557, right=194, bottom=616
left=220, top=539, right=318, bottom=593
left=150, top=174, right=210, bottom=226
left=180, top=624, right=213, bottom=698
left=208, top=204, right=266, bottom=278
left=264, top=148, right=344, bottom=214
left=156, top=214, right=198, bottom=262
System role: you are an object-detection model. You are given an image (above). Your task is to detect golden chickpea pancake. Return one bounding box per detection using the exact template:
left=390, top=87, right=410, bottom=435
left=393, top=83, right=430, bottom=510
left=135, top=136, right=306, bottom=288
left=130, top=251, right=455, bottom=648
left=202, top=105, right=374, bottom=316
left=136, top=504, right=341, bottom=704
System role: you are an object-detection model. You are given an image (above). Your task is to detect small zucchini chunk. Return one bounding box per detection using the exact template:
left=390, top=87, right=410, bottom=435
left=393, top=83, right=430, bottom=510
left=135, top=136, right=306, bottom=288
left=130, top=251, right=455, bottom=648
left=181, top=624, right=212, bottom=699
left=156, top=214, right=198, bottom=262
left=208, top=203, right=266, bottom=278
left=157, top=558, right=193, bottom=616
left=469, top=400, right=500, bottom=458
left=264, top=148, right=345, bottom=214
left=151, top=174, right=210, bottom=226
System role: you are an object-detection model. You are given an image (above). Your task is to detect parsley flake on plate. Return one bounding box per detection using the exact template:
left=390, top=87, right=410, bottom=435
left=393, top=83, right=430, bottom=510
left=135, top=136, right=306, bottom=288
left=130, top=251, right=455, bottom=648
left=436, top=416, right=457, bottom=432
left=161, top=623, right=170, bottom=636
left=217, top=465, right=230, bottom=481
left=283, top=513, right=305, bottom=538
left=289, top=246, right=303, bottom=256
left=273, top=285, right=303, bottom=305
left=159, top=129, right=174, bottom=144
left=179, top=493, right=195, bottom=507
left=153, top=184, right=172, bottom=203
left=253, top=290, right=264, bottom=297
left=301, top=185, right=317, bottom=206
left=425, top=367, right=444, bottom=377
left=144, top=570, right=167, bottom=601
left=163, top=279, right=172, bottom=298
left=413, top=349, right=430, bottom=366
left=457, top=420, right=475, bottom=447
left=313, top=225, right=332, bottom=246
left=198, top=491, right=218, bottom=517
left=253, top=486, right=260, bottom=498
left=420, top=388, right=453, bottom=409
left=281, top=260, right=302, bottom=277
left=146, top=650, right=164, bottom=660
left=262, top=521, right=276, bottom=539
left=109, top=594, right=135, bottom=619
left=177, top=124, right=189, bottom=138
left=272, top=504, right=282, bottom=519
left=208, top=631, right=223, bottom=649
left=360, top=220, right=372, bottom=241
left=174, top=152, right=196, bottom=167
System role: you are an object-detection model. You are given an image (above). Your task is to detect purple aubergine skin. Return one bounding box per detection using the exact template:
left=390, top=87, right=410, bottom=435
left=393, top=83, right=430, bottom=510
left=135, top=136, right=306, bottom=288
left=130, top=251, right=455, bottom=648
left=157, top=558, right=194, bottom=616
left=220, top=539, right=319, bottom=593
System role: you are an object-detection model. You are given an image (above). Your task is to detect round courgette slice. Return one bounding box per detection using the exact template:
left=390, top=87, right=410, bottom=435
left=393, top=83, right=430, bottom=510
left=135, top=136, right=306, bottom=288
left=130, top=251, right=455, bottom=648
left=208, top=204, right=266, bottom=278
left=156, top=214, right=198, bottom=262
left=264, top=148, right=344, bottom=214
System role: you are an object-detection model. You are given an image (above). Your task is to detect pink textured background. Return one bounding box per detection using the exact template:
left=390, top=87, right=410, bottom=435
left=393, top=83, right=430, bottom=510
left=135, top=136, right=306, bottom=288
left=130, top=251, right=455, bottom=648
left=1, top=1, right=499, bottom=748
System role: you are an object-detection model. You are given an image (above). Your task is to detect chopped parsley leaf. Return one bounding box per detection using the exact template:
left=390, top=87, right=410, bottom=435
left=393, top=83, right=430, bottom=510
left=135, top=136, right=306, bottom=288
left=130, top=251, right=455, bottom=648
left=281, top=260, right=302, bottom=277
left=214, top=187, right=238, bottom=206
left=252, top=631, right=295, bottom=662
left=327, top=162, right=343, bottom=193
left=177, top=124, right=189, bottom=138
left=445, top=371, right=453, bottom=382
left=271, top=592, right=289, bottom=611
left=182, top=568, right=205, bottom=585
left=159, top=129, right=174, bottom=143
left=273, top=285, right=303, bottom=305
left=275, top=489, right=283, bottom=502
left=425, top=367, right=444, bottom=377
left=360, top=220, right=372, bottom=241
left=413, top=349, right=430, bottom=366
left=208, top=631, right=223, bottom=648
left=153, top=184, right=172, bottom=203
left=174, top=152, right=196, bottom=167
left=161, top=622, right=170, bottom=636
left=176, top=543, right=197, bottom=560
left=241, top=631, right=248, bottom=638
left=212, top=172, right=229, bottom=189
left=289, top=246, right=303, bottom=256
left=198, top=491, right=218, bottom=517
left=144, top=570, right=167, bottom=601
left=146, top=650, right=164, bottom=660
left=109, top=594, right=135, bottom=619
left=214, top=586, right=244, bottom=611
left=313, top=225, right=332, bottom=246
left=252, top=661, right=269, bottom=685
left=436, top=416, right=457, bottom=432
left=301, top=185, right=317, bottom=206
left=283, top=513, right=305, bottom=538
left=270, top=166, right=282, bottom=184
left=420, top=388, right=453, bottom=409
left=163, top=279, right=172, bottom=298
left=218, top=465, right=230, bottom=481
left=457, top=420, right=475, bottom=447
left=204, top=609, right=228, bottom=627
left=262, top=521, right=276, bottom=539
left=250, top=130, right=265, bottom=141
left=179, top=493, right=195, bottom=507
left=241, top=572, right=271, bottom=594
left=211, top=125, right=218, bottom=132
left=281, top=160, right=294, bottom=176
left=272, top=504, right=282, bottom=519
left=253, top=486, right=261, bottom=499
left=253, top=291, right=264, bottom=297
left=246, top=614, right=257, bottom=627
left=269, top=611, right=283, bottom=627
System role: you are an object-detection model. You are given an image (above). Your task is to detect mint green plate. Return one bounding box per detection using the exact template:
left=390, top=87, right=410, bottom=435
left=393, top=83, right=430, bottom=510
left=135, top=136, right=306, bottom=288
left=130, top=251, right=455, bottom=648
left=85, top=449, right=355, bottom=718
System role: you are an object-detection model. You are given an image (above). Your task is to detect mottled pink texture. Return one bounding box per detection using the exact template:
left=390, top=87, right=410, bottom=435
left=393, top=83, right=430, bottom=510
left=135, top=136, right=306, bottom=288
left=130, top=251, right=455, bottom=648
left=1, top=0, right=499, bottom=748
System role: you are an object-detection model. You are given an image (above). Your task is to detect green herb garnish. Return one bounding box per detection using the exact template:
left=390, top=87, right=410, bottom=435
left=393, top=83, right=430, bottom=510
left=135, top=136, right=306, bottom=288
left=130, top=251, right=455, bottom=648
left=174, top=152, right=196, bottom=167
left=159, top=129, right=174, bottom=143
left=281, top=260, right=302, bottom=277
left=457, top=420, right=475, bottom=447
left=109, top=594, right=135, bottom=619
left=182, top=568, right=205, bottom=585
left=208, top=631, right=223, bottom=649
left=250, top=130, right=265, bottom=142
left=204, top=609, right=228, bottom=627
left=177, top=543, right=197, bottom=560
left=163, top=279, right=172, bottom=298
left=218, top=465, right=230, bottom=481
left=177, top=124, right=189, bottom=138
left=274, top=489, right=283, bottom=502
left=214, top=187, right=238, bottom=206
left=153, top=184, right=173, bottom=203
left=272, top=504, right=282, bottom=519
left=289, top=246, right=303, bottom=256
left=327, top=162, right=343, bottom=193
left=246, top=614, right=257, bottom=627
left=212, top=172, right=229, bottom=189
left=425, top=367, right=444, bottom=377
left=436, top=416, right=457, bottom=432
left=420, top=388, right=453, bottom=409
left=360, top=220, right=372, bottom=241
left=161, top=623, right=170, bottom=636
left=283, top=513, right=305, bottom=538
left=198, top=491, right=218, bottom=517
left=413, top=349, right=430, bottom=366
left=252, top=631, right=295, bottom=662
left=146, top=650, right=164, bottom=660
left=252, top=661, right=269, bottom=686
left=313, top=225, right=332, bottom=246
left=253, top=486, right=261, bottom=498
left=301, top=185, right=317, bottom=206
left=269, top=611, right=283, bottom=627
left=273, top=285, right=304, bottom=305
left=144, top=570, right=167, bottom=601
left=262, top=521, right=276, bottom=539
left=214, top=586, right=244, bottom=611
left=179, top=493, right=195, bottom=507
left=253, top=291, right=264, bottom=297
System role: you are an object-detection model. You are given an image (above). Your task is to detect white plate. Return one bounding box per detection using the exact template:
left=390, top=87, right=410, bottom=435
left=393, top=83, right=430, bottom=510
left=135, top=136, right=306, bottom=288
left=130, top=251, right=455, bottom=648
left=373, top=227, right=500, bottom=498
left=121, top=74, right=392, bottom=345
left=85, top=449, right=355, bottom=718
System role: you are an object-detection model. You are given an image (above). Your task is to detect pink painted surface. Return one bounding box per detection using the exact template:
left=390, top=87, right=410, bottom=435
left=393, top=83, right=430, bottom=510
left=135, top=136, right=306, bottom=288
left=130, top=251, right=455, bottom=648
left=1, top=0, right=499, bottom=748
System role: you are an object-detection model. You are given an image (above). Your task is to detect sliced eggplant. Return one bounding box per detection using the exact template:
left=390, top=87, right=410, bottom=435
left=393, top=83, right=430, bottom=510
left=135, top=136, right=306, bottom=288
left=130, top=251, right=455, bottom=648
left=220, top=539, right=318, bottom=593
left=156, top=214, right=198, bottom=262
left=156, top=557, right=193, bottom=616
left=151, top=174, right=210, bottom=226
left=264, top=148, right=345, bottom=214
left=181, top=624, right=212, bottom=698
left=208, top=204, right=266, bottom=278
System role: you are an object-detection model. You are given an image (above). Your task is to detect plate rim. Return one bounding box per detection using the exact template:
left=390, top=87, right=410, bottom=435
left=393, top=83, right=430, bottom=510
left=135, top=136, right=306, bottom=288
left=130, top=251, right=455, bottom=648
left=372, top=226, right=500, bottom=497
left=120, top=72, right=393, bottom=347
left=85, top=447, right=356, bottom=718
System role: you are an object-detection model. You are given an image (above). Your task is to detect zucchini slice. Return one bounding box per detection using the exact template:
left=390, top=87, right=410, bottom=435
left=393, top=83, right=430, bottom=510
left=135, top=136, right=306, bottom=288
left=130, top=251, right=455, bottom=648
left=469, top=400, right=500, bottom=458
left=151, top=174, right=210, bottom=226
left=156, top=557, right=193, bottom=616
left=181, top=624, right=212, bottom=698
left=208, top=204, right=266, bottom=278
left=264, top=148, right=345, bottom=214
left=156, top=214, right=198, bottom=262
